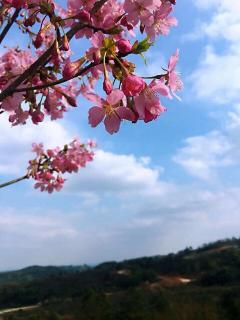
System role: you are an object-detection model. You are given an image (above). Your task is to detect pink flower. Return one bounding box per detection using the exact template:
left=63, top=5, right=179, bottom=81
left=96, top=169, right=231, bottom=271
left=167, top=49, right=183, bottom=96
left=9, top=108, right=29, bottom=125
left=134, top=80, right=168, bottom=122
left=122, top=74, right=145, bottom=97
left=124, top=0, right=160, bottom=26
left=85, top=89, right=133, bottom=134
left=29, top=139, right=95, bottom=193
left=1, top=93, right=23, bottom=112
left=145, top=2, right=178, bottom=40
left=32, top=143, right=44, bottom=156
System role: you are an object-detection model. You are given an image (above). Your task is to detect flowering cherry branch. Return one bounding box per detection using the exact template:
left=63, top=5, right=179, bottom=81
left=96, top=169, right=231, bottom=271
left=0, top=139, right=95, bottom=192
left=0, top=0, right=182, bottom=192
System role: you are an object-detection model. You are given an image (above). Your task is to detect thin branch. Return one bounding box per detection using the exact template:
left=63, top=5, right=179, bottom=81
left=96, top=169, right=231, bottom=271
left=0, top=24, right=83, bottom=102
left=12, top=61, right=98, bottom=93
left=0, top=174, right=28, bottom=189
left=0, top=9, right=21, bottom=45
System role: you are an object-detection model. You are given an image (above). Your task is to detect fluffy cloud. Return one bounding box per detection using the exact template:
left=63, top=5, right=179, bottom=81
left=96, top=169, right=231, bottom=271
left=189, top=0, right=240, bottom=104
left=173, top=104, right=240, bottom=180
left=195, top=0, right=240, bottom=42
left=66, top=149, right=167, bottom=198
left=0, top=115, right=77, bottom=175
left=173, top=131, right=232, bottom=180
left=190, top=45, right=240, bottom=104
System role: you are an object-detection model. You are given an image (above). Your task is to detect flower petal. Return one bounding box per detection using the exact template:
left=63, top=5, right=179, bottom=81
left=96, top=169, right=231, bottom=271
left=107, top=89, right=124, bottom=106
left=116, top=106, right=135, bottom=121
left=88, top=106, right=105, bottom=127
left=84, top=92, right=103, bottom=106
left=104, top=113, right=121, bottom=134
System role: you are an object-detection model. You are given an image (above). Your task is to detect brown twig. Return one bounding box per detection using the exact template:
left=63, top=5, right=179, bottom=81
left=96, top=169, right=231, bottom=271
left=0, top=9, right=21, bottom=45
left=12, top=61, right=98, bottom=93
left=0, top=174, right=28, bottom=189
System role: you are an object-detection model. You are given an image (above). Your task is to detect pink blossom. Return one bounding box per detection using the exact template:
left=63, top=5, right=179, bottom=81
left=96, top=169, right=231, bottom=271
left=145, top=2, right=178, bottom=40
left=122, top=74, right=145, bottom=97
left=28, top=139, right=95, bottom=193
left=167, top=49, right=183, bottom=96
left=32, top=143, right=44, bottom=156
left=86, top=89, right=134, bottom=134
left=9, top=108, right=29, bottom=125
left=124, top=0, right=160, bottom=26
left=1, top=93, right=23, bottom=112
left=134, top=80, right=168, bottom=122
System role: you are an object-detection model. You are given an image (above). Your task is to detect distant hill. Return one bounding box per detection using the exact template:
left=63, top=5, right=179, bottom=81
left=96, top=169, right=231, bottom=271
left=1, top=237, right=240, bottom=320
left=0, top=265, right=90, bottom=287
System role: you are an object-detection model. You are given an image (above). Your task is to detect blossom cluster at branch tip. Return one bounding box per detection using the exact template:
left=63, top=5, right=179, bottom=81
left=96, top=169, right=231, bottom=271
left=28, top=139, right=95, bottom=193
left=0, top=0, right=182, bottom=191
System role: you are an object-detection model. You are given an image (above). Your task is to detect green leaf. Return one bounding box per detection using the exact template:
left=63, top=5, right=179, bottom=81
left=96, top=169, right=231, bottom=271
left=132, top=37, right=153, bottom=54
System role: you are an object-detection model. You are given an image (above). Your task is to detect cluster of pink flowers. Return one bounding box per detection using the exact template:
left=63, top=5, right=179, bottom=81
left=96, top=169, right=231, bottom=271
left=0, top=0, right=182, bottom=191
left=85, top=48, right=182, bottom=133
left=28, top=139, right=95, bottom=193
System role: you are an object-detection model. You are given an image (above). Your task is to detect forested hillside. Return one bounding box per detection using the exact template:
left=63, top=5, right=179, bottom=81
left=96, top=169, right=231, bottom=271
left=1, top=238, right=240, bottom=320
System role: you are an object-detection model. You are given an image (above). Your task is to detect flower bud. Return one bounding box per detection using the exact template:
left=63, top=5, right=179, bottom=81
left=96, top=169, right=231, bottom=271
left=117, top=39, right=132, bottom=54
left=24, top=16, right=35, bottom=27
left=62, top=34, right=69, bottom=51
left=120, top=16, right=133, bottom=30
left=33, top=31, right=44, bottom=49
left=31, top=110, right=44, bottom=124
left=62, top=58, right=85, bottom=80
left=122, top=74, right=145, bottom=97
left=77, top=10, right=91, bottom=23
left=103, top=78, right=113, bottom=95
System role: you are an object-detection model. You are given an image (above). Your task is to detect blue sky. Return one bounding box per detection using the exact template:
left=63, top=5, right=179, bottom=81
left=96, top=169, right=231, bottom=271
left=0, top=0, right=240, bottom=270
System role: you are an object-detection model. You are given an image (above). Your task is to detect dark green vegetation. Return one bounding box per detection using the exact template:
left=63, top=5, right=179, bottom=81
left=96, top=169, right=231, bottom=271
left=1, top=238, right=240, bottom=319
left=0, top=266, right=89, bottom=287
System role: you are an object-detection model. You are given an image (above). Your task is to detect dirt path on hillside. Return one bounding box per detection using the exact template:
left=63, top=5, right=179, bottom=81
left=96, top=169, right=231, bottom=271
left=0, top=305, right=39, bottom=315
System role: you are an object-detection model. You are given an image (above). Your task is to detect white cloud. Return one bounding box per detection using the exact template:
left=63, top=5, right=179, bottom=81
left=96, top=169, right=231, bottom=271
left=189, top=0, right=240, bottom=104
left=66, top=149, right=167, bottom=198
left=0, top=209, right=77, bottom=240
left=195, top=0, right=240, bottom=42
left=0, top=115, right=77, bottom=175
left=173, top=104, right=240, bottom=180
left=190, top=45, right=240, bottom=104
left=173, top=131, right=232, bottom=180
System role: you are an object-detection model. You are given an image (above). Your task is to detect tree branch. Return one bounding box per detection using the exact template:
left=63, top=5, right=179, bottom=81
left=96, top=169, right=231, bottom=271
left=0, top=23, right=83, bottom=102
left=12, top=61, right=98, bottom=93
left=0, top=0, right=109, bottom=103
left=0, top=8, right=21, bottom=45
left=0, top=174, right=29, bottom=189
